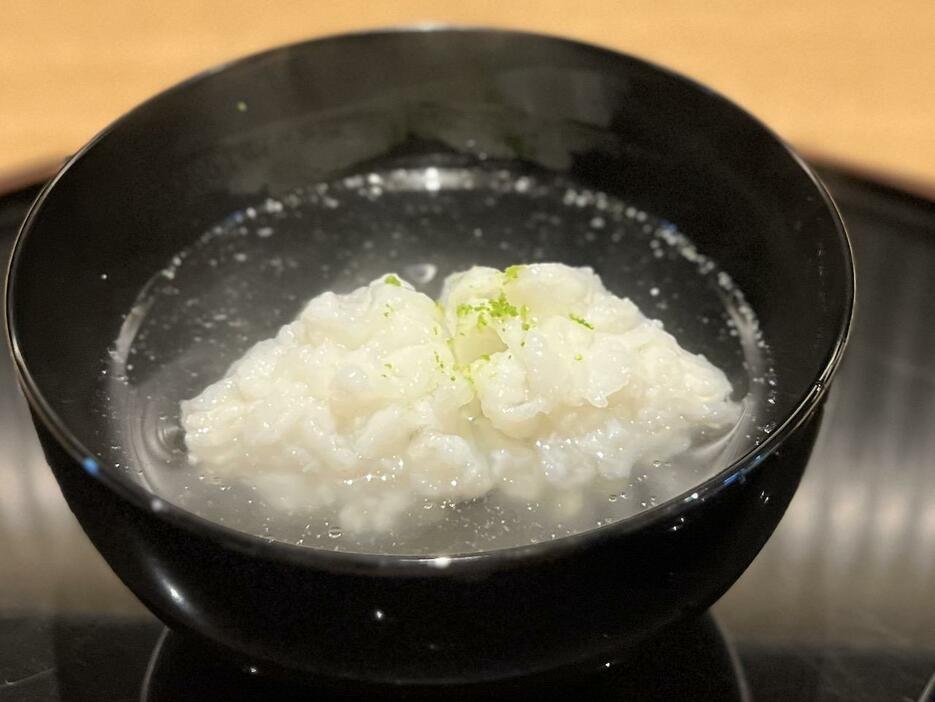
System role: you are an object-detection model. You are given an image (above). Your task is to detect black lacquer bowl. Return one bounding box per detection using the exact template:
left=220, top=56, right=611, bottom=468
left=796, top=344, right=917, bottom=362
left=5, top=28, right=853, bottom=684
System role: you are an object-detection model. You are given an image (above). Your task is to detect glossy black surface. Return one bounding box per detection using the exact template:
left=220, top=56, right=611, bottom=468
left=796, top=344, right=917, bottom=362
left=4, top=30, right=851, bottom=685
left=1, top=167, right=932, bottom=699
left=140, top=613, right=748, bottom=701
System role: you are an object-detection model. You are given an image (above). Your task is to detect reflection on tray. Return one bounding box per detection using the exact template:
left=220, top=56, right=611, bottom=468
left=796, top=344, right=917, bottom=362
left=139, top=614, right=747, bottom=702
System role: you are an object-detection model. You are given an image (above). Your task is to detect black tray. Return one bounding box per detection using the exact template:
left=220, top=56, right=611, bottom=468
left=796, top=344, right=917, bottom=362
left=2, top=165, right=934, bottom=701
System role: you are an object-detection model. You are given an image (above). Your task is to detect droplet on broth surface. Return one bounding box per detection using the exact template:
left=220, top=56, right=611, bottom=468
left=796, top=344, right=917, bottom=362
left=404, top=262, right=437, bottom=284
left=328, top=527, right=343, bottom=539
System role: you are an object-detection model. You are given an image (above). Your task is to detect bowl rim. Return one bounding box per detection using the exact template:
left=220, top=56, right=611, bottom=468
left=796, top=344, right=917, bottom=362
left=4, top=24, right=855, bottom=576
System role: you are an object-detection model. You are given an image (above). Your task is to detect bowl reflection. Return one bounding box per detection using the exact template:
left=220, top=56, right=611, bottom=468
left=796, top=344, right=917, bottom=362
left=142, top=614, right=748, bottom=701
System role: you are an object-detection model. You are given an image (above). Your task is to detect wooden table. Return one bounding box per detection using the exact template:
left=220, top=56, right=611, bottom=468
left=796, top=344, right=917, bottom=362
left=3, top=0, right=934, bottom=190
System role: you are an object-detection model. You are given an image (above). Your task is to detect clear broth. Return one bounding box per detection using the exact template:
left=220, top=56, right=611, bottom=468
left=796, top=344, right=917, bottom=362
left=100, top=165, right=777, bottom=555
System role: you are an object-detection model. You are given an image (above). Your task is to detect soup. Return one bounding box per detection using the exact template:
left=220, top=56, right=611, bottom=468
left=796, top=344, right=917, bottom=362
left=101, top=165, right=777, bottom=555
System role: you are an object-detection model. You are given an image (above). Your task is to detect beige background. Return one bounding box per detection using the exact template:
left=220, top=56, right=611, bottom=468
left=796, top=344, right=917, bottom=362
left=2, top=1, right=934, bottom=187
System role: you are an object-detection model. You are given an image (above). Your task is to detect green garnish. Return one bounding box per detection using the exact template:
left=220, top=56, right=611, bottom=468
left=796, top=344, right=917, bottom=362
left=384, top=274, right=402, bottom=286
left=488, top=293, right=518, bottom=319
left=384, top=363, right=394, bottom=370
left=575, top=353, right=583, bottom=361
left=457, top=292, right=525, bottom=334
left=503, top=264, right=525, bottom=283
left=479, top=354, right=491, bottom=362
left=569, top=313, right=594, bottom=330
